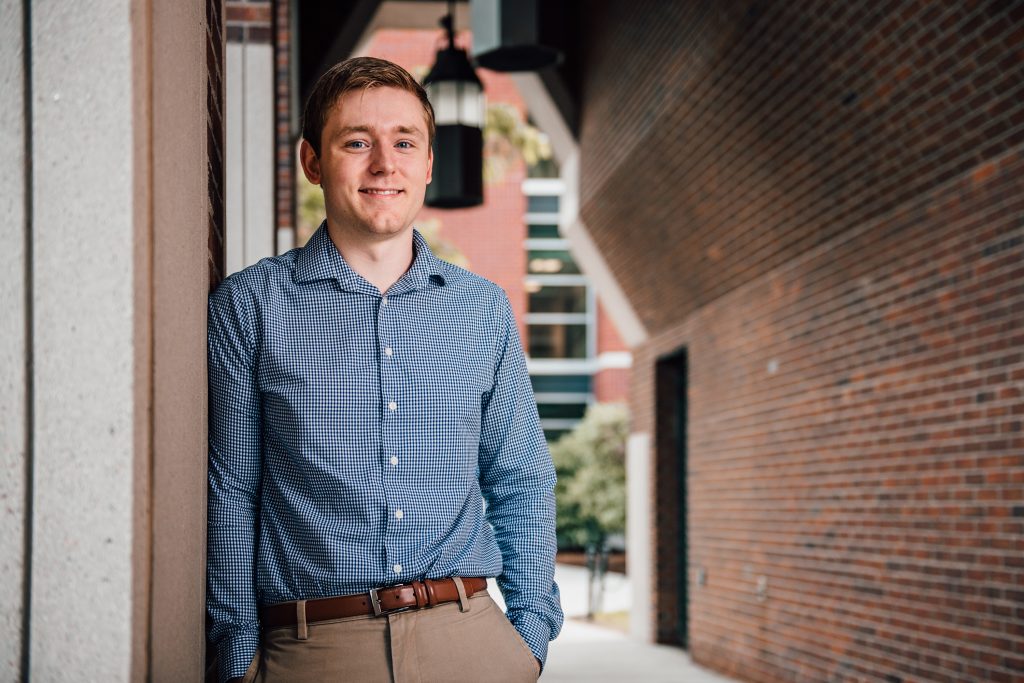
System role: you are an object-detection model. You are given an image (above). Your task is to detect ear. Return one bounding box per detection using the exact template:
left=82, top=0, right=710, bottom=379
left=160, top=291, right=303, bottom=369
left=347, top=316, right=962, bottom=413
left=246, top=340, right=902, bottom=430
left=425, top=146, right=433, bottom=185
left=299, top=139, right=322, bottom=185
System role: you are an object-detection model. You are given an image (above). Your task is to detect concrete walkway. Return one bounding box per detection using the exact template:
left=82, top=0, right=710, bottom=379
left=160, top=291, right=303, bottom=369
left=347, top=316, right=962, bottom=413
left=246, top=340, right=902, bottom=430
left=490, top=565, right=736, bottom=683
left=542, top=619, right=735, bottom=682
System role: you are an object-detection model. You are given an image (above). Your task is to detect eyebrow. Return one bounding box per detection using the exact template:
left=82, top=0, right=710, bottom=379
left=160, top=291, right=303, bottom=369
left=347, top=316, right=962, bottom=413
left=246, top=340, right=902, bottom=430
left=335, top=125, right=425, bottom=139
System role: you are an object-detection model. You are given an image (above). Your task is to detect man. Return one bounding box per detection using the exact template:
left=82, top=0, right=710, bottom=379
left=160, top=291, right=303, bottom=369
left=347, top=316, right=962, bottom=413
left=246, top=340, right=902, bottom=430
left=207, top=56, right=562, bottom=682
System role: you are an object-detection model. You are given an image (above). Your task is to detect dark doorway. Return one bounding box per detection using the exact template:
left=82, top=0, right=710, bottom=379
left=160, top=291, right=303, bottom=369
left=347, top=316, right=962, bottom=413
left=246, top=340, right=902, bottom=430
left=654, top=349, right=688, bottom=647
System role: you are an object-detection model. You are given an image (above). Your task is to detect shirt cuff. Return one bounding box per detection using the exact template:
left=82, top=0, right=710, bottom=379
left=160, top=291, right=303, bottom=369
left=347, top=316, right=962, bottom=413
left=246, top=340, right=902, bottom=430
left=508, top=609, right=553, bottom=669
left=216, top=629, right=260, bottom=683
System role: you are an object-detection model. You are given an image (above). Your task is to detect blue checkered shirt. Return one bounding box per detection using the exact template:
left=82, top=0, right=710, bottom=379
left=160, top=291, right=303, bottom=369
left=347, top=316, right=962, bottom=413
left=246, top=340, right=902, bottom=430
left=207, top=225, right=562, bottom=681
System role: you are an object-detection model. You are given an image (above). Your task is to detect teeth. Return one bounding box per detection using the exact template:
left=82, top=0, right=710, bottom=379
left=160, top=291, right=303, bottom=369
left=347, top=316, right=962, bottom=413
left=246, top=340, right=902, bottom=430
left=364, top=189, right=399, bottom=195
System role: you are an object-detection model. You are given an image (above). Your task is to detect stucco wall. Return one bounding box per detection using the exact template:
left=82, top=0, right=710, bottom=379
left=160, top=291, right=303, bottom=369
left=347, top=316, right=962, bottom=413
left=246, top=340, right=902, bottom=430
left=28, top=2, right=142, bottom=678
left=0, top=0, right=27, bottom=677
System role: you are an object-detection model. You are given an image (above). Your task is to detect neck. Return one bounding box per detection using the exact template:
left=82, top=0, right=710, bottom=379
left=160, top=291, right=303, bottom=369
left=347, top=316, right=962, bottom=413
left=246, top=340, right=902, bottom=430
left=325, top=222, right=416, bottom=294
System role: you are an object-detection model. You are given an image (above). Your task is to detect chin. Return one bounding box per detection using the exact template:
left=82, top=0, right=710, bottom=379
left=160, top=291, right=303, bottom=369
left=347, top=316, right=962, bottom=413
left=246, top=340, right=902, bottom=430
left=365, top=222, right=411, bottom=238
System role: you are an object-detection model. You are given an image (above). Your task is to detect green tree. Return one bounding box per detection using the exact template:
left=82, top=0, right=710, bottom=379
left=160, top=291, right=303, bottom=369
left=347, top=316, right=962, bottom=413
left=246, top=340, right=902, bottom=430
left=550, top=403, right=628, bottom=550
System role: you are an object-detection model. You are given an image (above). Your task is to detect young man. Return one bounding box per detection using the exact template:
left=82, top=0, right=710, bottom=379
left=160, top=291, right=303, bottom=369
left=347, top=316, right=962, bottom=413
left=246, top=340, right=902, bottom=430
left=207, top=57, right=562, bottom=682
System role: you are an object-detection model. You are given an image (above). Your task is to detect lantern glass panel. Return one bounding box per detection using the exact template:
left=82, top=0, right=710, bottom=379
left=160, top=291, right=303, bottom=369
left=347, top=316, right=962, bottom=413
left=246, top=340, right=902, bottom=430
left=427, top=81, right=484, bottom=127
left=428, top=81, right=458, bottom=125
left=458, top=82, right=484, bottom=128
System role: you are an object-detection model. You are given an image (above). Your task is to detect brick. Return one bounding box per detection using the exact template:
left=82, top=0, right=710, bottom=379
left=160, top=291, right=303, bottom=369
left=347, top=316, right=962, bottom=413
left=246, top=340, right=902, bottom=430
left=576, top=1, right=1024, bottom=680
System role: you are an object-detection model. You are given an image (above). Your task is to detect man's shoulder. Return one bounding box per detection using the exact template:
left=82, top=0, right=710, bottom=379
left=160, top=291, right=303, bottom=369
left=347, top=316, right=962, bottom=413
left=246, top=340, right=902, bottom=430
left=434, top=259, right=507, bottom=304
left=212, top=248, right=302, bottom=301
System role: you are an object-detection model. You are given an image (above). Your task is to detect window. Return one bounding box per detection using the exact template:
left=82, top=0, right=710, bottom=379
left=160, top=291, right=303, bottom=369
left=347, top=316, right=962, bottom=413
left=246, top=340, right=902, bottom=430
left=528, top=324, right=587, bottom=359
left=527, top=250, right=580, bottom=275
left=524, top=180, right=593, bottom=436
left=537, top=403, right=588, bottom=420
left=528, top=224, right=560, bottom=239
left=527, top=195, right=559, bottom=213
left=528, top=285, right=587, bottom=313
left=531, top=375, right=592, bottom=393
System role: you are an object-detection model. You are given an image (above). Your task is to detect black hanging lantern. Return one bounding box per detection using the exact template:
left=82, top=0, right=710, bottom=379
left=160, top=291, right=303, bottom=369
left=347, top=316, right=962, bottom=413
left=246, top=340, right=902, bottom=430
left=471, top=0, right=562, bottom=72
left=423, top=11, right=484, bottom=208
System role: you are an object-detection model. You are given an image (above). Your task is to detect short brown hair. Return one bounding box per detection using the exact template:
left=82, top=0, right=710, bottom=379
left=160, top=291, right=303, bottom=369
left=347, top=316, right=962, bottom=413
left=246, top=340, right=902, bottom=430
left=301, top=56, right=435, bottom=157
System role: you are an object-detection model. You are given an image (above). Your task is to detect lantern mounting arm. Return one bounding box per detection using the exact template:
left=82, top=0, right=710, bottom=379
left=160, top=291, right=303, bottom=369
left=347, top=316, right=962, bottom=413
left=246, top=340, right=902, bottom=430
left=442, top=2, right=456, bottom=50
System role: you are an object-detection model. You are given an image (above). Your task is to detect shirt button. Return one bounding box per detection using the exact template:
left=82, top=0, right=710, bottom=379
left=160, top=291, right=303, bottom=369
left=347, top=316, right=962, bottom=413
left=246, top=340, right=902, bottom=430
left=393, top=564, right=402, bottom=574
left=381, top=296, right=388, bottom=306
left=388, top=401, right=397, bottom=411
left=395, top=509, right=404, bottom=520
left=390, top=456, right=399, bottom=466
left=384, top=346, right=393, bottom=357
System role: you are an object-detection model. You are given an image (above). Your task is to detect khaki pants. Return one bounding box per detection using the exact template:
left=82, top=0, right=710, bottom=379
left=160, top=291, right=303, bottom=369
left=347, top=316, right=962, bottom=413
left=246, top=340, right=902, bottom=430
left=241, top=593, right=539, bottom=683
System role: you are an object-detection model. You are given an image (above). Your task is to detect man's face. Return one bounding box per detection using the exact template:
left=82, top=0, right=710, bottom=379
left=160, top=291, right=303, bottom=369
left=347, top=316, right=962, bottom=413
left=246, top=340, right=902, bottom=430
left=300, top=86, right=433, bottom=242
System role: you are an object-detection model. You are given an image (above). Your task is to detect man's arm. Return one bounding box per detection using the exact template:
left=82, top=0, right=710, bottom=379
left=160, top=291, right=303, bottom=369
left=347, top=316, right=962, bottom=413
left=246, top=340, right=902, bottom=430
left=478, top=293, right=564, bottom=669
left=207, top=277, right=262, bottom=683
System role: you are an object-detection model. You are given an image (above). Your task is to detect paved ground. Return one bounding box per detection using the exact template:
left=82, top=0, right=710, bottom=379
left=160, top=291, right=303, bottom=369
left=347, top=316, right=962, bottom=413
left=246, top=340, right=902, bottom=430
left=542, top=619, right=736, bottom=683
left=489, top=565, right=737, bottom=683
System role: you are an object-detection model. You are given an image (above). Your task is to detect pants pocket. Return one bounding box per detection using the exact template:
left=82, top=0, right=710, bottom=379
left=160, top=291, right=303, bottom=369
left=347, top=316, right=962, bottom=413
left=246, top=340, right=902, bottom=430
left=484, top=599, right=540, bottom=680
left=407, top=595, right=539, bottom=682
left=240, top=649, right=261, bottom=683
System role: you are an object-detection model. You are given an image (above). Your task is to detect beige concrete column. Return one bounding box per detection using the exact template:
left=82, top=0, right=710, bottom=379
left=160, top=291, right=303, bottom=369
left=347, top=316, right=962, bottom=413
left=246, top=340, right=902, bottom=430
left=28, top=1, right=150, bottom=679
left=0, top=0, right=27, bottom=678
left=150, top=0, right=213, bottom=680
left=626, top=432, right=654, bottom=643
left=23, top=1, right=210, bottom=680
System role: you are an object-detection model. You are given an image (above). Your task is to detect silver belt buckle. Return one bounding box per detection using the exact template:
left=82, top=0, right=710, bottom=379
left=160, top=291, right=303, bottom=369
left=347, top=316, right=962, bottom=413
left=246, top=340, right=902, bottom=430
left=369, top=587, right=384, bottom=617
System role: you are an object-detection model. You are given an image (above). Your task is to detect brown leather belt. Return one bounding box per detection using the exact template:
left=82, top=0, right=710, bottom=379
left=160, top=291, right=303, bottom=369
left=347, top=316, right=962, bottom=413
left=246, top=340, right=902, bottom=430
left=260, top=577, right=488, bottom=630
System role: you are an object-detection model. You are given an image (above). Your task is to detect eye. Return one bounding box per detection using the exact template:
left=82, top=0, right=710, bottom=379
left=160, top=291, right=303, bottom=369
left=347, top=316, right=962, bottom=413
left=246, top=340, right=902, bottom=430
left=396, top=141, right=413, bottom=149
left=345, top=140, right=368, bottom=149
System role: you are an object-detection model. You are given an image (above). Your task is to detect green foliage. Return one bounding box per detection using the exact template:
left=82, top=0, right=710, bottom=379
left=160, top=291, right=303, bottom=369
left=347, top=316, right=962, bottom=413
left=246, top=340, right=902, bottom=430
left=551, top=403, right=628, bottom=550
left=296, top=175, right=325, bottom=247
left=483, top=103, right=553, bottom=184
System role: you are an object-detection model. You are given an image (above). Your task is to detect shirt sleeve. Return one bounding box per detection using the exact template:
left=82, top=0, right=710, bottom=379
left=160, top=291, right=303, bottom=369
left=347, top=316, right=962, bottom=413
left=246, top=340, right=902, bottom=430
left=478, top=292, right=564, bottom=667
left=206, top=276, right=262, bottom=683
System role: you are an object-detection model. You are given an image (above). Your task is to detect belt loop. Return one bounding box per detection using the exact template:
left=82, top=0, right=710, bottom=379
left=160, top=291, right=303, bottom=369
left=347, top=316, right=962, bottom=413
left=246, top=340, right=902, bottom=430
left=413, top=580, right=427, bottom=609
left=424, top=578, right=438, bottom=607
left=296, top=600, right=308, bottom=640
left=452, top=576, right=470, bottom=613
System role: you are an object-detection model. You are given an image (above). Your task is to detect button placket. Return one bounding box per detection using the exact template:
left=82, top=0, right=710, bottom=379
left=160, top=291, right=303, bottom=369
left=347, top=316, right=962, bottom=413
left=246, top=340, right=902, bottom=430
left=378, top=291, right=402, bottom=575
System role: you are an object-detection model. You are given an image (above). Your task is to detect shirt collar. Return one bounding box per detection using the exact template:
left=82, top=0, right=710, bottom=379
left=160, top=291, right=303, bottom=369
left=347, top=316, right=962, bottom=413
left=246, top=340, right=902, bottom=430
left=294, top=221, right=446, bottom=294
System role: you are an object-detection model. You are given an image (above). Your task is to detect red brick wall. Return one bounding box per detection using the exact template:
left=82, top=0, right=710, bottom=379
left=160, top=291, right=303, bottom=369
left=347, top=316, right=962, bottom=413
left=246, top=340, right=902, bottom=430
left=578, top=1, right=1024, bottom=681
left=597, top=300, right=628, bottom=353
left=225, top=0, right=272, bottom=42
left=594, top=367, right=630, bottom=404
left=595, top=302, right=631, bottom=401
left=274, top=0, right=295, bottom=238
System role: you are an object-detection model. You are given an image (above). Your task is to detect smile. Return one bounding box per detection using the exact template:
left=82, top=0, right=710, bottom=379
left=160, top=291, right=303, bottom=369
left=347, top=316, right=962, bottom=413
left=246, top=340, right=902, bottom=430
left=360, top=188, right=403, bottom=196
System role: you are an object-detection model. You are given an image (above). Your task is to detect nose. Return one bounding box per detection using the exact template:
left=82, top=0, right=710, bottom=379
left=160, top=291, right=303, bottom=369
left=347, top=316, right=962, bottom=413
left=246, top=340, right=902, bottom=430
left=369, top=145, right=395, bottom=175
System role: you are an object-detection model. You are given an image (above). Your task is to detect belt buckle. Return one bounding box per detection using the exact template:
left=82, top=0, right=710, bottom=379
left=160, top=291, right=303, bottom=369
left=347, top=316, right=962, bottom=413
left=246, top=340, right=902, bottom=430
left=369, top=586, right=413, bottom=618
